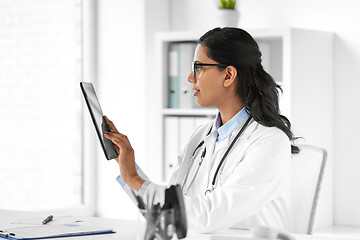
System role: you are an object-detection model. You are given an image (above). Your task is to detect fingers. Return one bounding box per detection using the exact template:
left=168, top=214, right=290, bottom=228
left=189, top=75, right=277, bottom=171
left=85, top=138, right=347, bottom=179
left=104, top=115, right=118, bottom=133
left=104, top=131, right=132, bottom=151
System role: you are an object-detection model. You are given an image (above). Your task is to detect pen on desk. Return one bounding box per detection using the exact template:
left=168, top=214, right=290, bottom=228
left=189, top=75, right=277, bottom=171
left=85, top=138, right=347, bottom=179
left=42, top=215, right=53, bottom=225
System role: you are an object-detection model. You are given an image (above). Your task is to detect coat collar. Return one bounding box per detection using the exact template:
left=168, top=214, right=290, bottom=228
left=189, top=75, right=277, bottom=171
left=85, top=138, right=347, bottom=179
left=211, top=108, right=250, bottom=144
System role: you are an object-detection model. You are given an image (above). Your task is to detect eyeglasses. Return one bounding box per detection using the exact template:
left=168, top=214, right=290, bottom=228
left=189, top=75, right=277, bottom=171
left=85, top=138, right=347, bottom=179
left=192, top=61, right=228, bottom=78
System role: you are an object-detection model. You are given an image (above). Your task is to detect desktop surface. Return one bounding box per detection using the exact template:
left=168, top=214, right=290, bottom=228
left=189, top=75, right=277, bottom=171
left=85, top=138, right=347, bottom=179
left=1, top=209, right=360, bottom=240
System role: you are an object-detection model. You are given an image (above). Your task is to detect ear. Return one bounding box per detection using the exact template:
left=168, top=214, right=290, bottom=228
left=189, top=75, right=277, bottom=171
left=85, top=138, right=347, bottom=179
left=223, top=66, right=238, bottom=88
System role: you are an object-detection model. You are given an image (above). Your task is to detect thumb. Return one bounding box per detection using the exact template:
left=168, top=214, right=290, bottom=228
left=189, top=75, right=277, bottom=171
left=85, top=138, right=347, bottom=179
left=104, top=115, right=118, bottom=132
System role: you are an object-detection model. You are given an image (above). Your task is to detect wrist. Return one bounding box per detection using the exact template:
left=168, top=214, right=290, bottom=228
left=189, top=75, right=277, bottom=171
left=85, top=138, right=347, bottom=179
left=127, top=175, right=145, bottom=191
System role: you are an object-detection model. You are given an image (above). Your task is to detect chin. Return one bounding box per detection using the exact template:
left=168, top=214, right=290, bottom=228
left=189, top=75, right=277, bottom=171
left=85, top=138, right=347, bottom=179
left=196, top=99, right=213, bottom=108
left=195, top=98, right=205, bottom=107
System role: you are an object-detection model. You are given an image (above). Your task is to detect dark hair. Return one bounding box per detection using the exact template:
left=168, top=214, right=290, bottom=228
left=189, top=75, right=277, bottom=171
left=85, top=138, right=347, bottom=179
left=198, top=27, right=299, bottom=154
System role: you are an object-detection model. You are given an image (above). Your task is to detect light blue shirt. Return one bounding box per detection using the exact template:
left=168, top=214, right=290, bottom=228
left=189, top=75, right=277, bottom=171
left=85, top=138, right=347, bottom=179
left=116, top=163, right=140, bottom=187
left=211, top=107, right=249, bottom=150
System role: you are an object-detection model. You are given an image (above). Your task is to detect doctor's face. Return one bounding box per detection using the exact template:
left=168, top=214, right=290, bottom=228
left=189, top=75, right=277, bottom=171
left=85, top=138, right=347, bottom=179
left=188, top=44, right=227, bottom=108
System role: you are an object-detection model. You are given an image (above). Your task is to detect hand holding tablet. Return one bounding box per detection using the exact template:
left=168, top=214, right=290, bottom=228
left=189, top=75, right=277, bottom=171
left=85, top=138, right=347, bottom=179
left=80, top=82, right=118, bottom=160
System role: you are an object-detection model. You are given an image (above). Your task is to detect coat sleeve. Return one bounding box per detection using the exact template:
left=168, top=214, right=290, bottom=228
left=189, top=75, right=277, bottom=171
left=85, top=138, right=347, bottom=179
left=184, top=129, right=291, bottom=233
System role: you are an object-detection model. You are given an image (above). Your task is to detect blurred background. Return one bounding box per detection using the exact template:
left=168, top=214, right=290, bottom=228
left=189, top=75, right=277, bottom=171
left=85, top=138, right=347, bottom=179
left=0, top=0, right=359, bottom=233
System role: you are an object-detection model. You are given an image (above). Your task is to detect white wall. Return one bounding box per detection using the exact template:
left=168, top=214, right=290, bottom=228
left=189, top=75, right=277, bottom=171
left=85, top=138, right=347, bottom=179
left=95, top=0, right=360, bottom=227
left=144, top=0, right=170, bottom=182
left=95, top=0, right=146, bottom=219
left=94, top=0, right=170, bottom=221
left=0, top=0, right=84, bottom=212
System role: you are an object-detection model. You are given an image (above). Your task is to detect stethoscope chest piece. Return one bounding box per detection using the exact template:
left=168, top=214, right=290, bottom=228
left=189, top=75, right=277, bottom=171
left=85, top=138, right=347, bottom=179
left=204, top=185, right=215, bottom=195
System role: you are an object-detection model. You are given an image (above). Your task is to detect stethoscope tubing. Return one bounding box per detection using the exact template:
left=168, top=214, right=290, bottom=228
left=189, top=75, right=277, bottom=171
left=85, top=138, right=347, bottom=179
left=210, top=116, right=252, bottom=186
left=184, top=148, right=207, bottom=195
left=182, top=116, right=252, bottom=195
left=181, top=140, right=206, bottom=194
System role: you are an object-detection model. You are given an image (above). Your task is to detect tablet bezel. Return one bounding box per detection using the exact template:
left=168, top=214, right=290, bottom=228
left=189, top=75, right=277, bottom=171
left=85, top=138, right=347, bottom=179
left=80, top=82, right=118, bottom=160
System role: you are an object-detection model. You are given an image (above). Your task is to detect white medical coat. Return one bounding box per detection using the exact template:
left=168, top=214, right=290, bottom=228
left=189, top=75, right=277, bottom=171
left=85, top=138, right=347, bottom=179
left=121, top=118, right=292, bottom=233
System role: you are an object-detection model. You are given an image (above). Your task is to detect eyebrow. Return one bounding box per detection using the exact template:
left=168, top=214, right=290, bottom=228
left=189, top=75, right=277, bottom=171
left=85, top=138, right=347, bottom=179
left=194, top=60, right=215, bottom=64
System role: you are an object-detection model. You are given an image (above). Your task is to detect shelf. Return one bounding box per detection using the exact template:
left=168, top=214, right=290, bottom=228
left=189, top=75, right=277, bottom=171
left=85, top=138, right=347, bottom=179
left=162, top=108, right=217, bottom=117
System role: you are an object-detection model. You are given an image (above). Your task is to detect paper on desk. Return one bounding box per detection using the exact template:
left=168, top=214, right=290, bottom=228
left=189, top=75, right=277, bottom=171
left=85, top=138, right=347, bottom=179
left=11, top=216, right=75, bottom=226
left=0, top=223, right=115, bottom=239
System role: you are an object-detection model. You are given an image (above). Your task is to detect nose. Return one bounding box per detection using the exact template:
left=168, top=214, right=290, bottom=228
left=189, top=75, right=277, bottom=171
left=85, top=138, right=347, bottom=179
left=188, top=72, right=195, bottom=83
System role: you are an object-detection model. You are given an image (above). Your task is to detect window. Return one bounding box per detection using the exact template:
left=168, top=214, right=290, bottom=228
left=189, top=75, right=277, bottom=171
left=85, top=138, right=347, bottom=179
left=0, top=0, right=84, bottom=211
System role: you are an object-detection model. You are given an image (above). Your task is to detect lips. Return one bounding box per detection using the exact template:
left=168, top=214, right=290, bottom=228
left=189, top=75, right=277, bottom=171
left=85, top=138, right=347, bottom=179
left=193, top=88, right=200, bottom=96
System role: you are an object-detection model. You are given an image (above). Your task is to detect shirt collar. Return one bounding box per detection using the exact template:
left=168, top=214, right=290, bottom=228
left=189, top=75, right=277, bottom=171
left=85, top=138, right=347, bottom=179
left=211, top=107, right=249, bottom=142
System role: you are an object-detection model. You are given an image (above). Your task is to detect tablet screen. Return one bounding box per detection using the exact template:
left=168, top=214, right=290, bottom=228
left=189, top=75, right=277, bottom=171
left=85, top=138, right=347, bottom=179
left=80, top=82, right=118, bottom=160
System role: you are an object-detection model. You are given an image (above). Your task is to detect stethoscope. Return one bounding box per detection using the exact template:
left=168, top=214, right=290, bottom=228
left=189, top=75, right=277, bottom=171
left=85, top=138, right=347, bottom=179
left=181, top=116, right=252, bottom=195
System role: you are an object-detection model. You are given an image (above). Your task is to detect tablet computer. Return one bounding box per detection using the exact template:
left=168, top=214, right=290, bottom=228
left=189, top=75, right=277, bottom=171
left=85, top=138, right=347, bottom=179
left=80, top=82, right=118, bottom=160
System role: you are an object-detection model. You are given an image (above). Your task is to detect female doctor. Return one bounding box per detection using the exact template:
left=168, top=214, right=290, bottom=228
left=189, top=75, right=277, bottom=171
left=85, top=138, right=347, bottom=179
left=104, top=27, right=299, bottom=233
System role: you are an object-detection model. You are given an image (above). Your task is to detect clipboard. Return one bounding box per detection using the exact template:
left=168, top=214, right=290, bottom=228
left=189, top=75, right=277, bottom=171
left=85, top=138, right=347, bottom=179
left=0, top=223, right=115, bottom=240
left=80, top=82, right=118, bottom=160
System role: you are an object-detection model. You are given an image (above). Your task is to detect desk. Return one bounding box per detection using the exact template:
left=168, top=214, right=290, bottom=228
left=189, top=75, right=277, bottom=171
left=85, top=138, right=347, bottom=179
left=1, top=210, right=359, bottom=240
